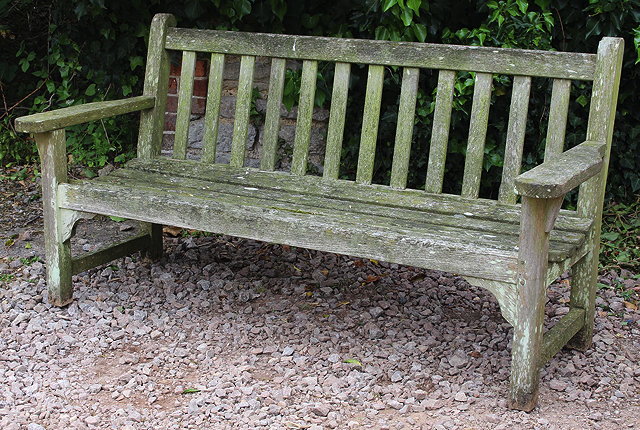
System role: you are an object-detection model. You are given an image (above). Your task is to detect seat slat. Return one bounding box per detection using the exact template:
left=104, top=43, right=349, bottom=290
left=461, top=73, right=493, bottom=198
left=323, top=62, right=351, bottom=180
left=201, top=53, right=225, bottom=163
left=356, top=65, right=385, bottom=184
left=425, top=69, right=456, bottom=193
left=291, top=60, right=318, bottom=175
left=260, top=58, right=287, bottom=171
left=108, top=167, right=587, bottom=255
left=544, top=79, right=571, bottom=162
left=166, top=28, right=596, bottom=80
left=125, top=157, right=593, bottom=234
left=61, top=178, right=521, bottom=282
left=230, top=55, right=255, bottom=167
left=173, top=51, right=196, bottom=159
left=499, top=76, right=532, bottom=204
left=390, top=67, right=420, bottom=189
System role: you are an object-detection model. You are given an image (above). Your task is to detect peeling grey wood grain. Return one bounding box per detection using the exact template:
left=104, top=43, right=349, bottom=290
left=230, top=55, right=255, bottom=167
left=539, top=307, right=585, bottom=366
left=260, top=57, right=286, bottom=171
left=515, top=140, right=604, bottom=198
left=508, top=196, right=554, bottom=411
left=173, top=50, right=196, bottom=160
left=461, top=73, right=493, bottom=198
left=138, top=13, right=176, bottom=159
left=125, top=157, right=593, bottom=233
left=165, top=28, right=596, bottom=80
left=291, top=60, right=318, bottom=175
left=202, top=53, right=225, bottom=163
left=571, top=37, right=624, bottom=350
left=71, top=233, right=151, bottom=275
left=544, top=79, right=571, bottom=161
left=356, top=65, right=384, bottom=184
left=323, top=62, right=351, bottom=180
left=425, top=70, right=455, bottom=193
left=499, top=76, right=532, bottom=205
left=59, top=179, right=522, bottom=283
left=390, top=67, right=419, bottom=189
left=15, top=96, right=155, bottom=133
left=35, top=130, right=73, bottom=306
left=106, top=167, right=587, bottom=259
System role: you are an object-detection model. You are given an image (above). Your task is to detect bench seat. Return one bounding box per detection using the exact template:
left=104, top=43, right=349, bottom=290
left=58, top=157, right=592, bottom=284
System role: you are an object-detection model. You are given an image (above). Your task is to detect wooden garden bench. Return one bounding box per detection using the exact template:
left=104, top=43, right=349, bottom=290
left=15, top=14, right=623, bottom=411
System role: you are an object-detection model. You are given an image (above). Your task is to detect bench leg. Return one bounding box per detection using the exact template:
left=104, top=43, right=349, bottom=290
left=36, top=130, right=74, bottom=306
left=567, top=250, right=598, bottom=350
left=143, top=222, right=164, bottom=259
left=508, top=196, right=555, bottom=411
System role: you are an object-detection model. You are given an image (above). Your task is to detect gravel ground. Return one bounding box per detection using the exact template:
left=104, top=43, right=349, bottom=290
left=1, top=168, right=639, bottom=429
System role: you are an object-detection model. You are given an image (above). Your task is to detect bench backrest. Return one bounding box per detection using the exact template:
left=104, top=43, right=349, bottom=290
left=138, top=14, right=623, bottom=220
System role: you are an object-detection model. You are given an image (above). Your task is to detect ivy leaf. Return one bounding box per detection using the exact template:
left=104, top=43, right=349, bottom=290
left=412, top=23, right=427, bottom=42
left=314, top=89, right=326, bottom=108
left=400, top=7, right=413, bottom=26
left=576, top=94, right=588, bottom=107
left=407, top=0, right=421, bottom=14
left=85, top=83, right=96, bottom=96
left=129, top=56, right=144, bottom=71
left=601, top=232, right=619, bottom=241
left=269, top=0, right=287, bottom=21
left=375, top=26, right=390, bottom=40
left=382, top=0, right=396, bottom=12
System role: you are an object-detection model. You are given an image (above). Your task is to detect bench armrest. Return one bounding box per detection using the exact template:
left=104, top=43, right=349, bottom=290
left=515, top=141, right=606, bottom=199
left=14, top=95, right=155, bottom=133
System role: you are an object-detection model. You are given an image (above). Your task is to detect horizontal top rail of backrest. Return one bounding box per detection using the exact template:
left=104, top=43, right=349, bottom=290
left=165, top=28, right=597, bottom=80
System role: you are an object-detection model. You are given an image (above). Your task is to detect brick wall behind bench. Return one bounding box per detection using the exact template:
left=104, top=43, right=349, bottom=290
left=163, top=56, right=329, bottom=173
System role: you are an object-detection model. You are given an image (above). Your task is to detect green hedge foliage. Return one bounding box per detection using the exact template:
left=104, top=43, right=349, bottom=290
left=1, top=0, right=639, bottom=201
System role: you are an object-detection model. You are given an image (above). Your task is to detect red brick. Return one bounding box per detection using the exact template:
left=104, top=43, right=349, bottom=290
left=164, top=113, right=177, bottom=131
left=192, top=97, right=207, bottom=115
left=166, top=95, right=178, bottom=113
left=195, top=59, right=208, bottom=77
left=170, top=62, right=181, bottom=76
left=168, top=77, right=178, bottom=94
left=193, top=78, right=209, bottom=97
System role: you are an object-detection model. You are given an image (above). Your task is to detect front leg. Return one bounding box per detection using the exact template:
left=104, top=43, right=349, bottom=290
left=35, top=130, right=73, bottom=306
left=508, top=196, right=563, bottom=411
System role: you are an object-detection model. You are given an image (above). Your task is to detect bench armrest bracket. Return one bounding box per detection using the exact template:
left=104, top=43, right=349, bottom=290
left=514, top=140, right=606, bottom=199
left=15, top=95, right=155, bottom=133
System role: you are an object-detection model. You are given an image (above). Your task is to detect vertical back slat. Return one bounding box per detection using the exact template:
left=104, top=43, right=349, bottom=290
left=323, top=62, right=351, bottom=180
left=544, top=79, right=571, bottom=161
left=201, top=53, right=225, bottom=163
left=356, top=65, right=385, bottom=184
left=138, top=14, right=175, bottom=159
left=260, top=58, right=287, bottom=170
left=498, top=75, right=532, bottom=204
left=578, top=38, right=624, bottom=218
left=230, top=55, right=255, bottom=167
left=173, top=51, right=196, bottom=159
left=290, top=60, right=318, bottom=175
left=461, top=72, right=493, bottom=198
left=390, top=67, right=420, bottom=188
left=425, top=69, right=456, bottom=193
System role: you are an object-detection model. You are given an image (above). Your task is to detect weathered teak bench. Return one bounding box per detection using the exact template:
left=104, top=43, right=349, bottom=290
left=15, top=14, right=623, bottom=411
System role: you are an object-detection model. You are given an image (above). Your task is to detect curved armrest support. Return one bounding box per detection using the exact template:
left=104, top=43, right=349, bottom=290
left=515, top=141, right=606, bottom=199
left=15, top=95, right=155, bottom=134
